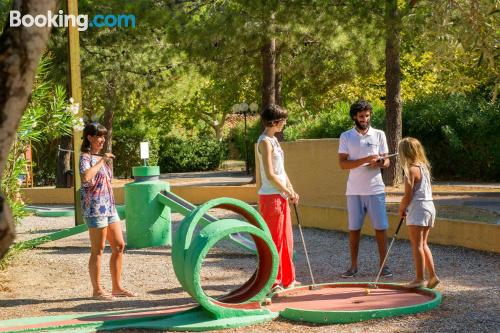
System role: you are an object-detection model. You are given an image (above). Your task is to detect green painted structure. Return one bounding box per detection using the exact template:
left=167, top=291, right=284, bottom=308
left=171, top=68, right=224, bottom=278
left=172, top=197, right=278, bottom=320
left=14, top=224, right=88, bottom=251
left=125, top=166, right=171, bottom=248
left=15, top=206, right=126, bottom=250
left=156, top=191, right=256, bottom=253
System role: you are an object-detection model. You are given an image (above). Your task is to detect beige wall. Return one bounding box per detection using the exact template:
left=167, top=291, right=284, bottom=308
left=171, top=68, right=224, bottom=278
left=256, top=139, right=349, bottom=207
left=293, top=204, right=500, bottom=253
left=20, top=184, right=257, bottom=205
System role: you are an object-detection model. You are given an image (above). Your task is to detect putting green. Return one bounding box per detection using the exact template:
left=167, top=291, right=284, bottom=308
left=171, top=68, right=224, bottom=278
left=268, top=282, right=441, bottom=324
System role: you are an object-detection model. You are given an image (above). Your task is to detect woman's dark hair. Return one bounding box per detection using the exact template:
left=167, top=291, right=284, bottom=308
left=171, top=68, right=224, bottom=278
left=349, top=100, right=373, bottom=119
left=260, top=104, right=288, bottom=127
left=81, top=122, right=107, bottom=152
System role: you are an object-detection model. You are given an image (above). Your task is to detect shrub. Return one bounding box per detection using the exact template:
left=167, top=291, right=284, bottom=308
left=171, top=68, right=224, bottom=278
left=284, top=101, right=385, bottom=140
left=158, top=136, right=228, bottom=173
left=112, top=119, right=160, bottom=178
left=229, top=118, right=261, bottom=172
left=403, top=93, right=500, bottom=180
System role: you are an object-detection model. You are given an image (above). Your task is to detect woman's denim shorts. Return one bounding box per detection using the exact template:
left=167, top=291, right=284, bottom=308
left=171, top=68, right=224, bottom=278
left=84, top=213, right=120, bottom=229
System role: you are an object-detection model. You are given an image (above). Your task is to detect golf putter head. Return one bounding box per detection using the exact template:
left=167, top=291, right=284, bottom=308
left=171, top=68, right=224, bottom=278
left=367, top=282, right=379, bottom=289
left=308, top=284, right=321, bottom=291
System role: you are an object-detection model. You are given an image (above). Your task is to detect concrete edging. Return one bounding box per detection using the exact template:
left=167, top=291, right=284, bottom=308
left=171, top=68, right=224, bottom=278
left=293, top=204, right=500, bottom=253
left=19, top=186, right=499, bottom=253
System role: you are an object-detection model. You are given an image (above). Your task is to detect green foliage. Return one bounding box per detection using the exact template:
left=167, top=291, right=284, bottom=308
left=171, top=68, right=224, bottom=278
left=29, top=56, right=81, bottom=186
left=158, top=136, right=228, bottom=173
left=402, top=0, right=500, bottom=101
left=403, top=92, right=500, bottom=181
left=166, top=0, right=385, bottom=113
left=229, top=118, right=262, bottom=172
left=1, top=55, right=76, bottom=222
left=112, top=119, right=160, bottom=178
left=284, top=102, right=385, bottom=141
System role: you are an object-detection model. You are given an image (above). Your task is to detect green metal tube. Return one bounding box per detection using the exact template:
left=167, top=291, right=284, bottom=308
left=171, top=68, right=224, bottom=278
left=125, top=166, right=171, bottom=248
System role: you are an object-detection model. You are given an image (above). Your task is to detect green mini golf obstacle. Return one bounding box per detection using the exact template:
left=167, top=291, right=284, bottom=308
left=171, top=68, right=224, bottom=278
left=156, top=191, right=256, bottom=253
left=14, top=205, right=126, bottom=251
left=169, top=197, right=279, bottom=328
left=125, top=166, right=171, bottom=248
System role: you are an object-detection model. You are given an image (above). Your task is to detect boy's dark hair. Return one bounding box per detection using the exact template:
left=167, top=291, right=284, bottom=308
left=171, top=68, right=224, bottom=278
left=260, top=104, right=288, bottom=127
left=81, top=122, right=107, bottom=152
left=349, top=100, right=373, bottom=119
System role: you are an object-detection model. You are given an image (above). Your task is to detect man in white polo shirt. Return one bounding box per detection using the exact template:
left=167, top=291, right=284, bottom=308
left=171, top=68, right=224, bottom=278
left=338, top=100, right=392, bottom=278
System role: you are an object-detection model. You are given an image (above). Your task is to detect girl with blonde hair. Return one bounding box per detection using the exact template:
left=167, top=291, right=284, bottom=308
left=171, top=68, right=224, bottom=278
left=398, top=137, right=440, bottom=289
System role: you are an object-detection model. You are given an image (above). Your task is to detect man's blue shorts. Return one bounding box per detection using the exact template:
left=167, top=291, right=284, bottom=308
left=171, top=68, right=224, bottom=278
left=84, top=213, right=120, bottom=229
left=346, top=194, right=388, bottom=231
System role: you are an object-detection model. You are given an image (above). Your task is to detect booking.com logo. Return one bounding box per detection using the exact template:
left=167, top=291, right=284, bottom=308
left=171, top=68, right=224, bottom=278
left=10, top=10, right=136, bottom=31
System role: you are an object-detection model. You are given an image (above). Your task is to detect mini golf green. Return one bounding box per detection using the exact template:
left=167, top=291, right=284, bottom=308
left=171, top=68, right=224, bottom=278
left=267, top=282, right=441, bottom=324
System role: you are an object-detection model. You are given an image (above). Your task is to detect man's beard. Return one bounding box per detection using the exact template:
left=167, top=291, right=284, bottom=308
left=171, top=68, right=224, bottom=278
left=354, top=119, right=370, bottom=130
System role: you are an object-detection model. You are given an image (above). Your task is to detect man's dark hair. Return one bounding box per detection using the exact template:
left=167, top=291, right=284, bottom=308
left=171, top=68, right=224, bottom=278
left=260, top=104, right=288, bottom=127
left=349, top=100, right=373, bottom=119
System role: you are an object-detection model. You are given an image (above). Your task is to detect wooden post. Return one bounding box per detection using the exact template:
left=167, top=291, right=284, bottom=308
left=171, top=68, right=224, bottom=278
left=67, top=0, right=83, bottom=225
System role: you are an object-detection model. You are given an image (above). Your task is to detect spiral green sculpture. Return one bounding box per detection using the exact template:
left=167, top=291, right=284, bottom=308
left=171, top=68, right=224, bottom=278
left=172, top=197, right=278, bottom=319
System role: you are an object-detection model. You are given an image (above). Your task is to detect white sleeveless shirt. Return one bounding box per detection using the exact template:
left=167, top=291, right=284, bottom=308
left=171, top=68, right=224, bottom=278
left=411, top=164, right=433, bottom=201
left=257, top=134, right=287, bottom=195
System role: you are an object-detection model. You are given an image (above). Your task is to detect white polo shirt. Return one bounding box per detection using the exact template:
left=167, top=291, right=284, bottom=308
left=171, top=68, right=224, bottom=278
left=338, top=127, right=388, bottom=195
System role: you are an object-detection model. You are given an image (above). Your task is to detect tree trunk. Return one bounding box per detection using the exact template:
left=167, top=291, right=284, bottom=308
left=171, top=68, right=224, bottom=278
left=55, top=136, right=72, bottom=187
left=261, top=37, right=276, bottom=108
left=0, top=0, right=60, bottom=259
left=383, top=0, right=403, bottom=186
left=274, top=46, right=285, bottom=141
left=102, top=79, right=116, bottom=170
left=275, top=47, right=282, bottom=106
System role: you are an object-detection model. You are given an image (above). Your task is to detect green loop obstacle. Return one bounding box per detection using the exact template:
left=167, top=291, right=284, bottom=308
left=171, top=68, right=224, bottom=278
left=172, top=197, right=278, bottom=319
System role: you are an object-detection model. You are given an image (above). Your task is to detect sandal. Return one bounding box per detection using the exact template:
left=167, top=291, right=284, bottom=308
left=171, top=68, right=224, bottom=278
left=268, top=284, right=284, bottom=295
left=426, top=277, right=441, bottom=289
left=404, top=280, right=425, bottom=289
left=112, top=289, right=138, bottom=297
left=93, top=292, right=115, bottom=301
left=284, top=280, right=302, bottom=289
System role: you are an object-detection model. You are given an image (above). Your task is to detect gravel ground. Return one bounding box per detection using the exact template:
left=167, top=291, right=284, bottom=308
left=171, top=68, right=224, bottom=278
left=0, top=210, right=499, bottom=333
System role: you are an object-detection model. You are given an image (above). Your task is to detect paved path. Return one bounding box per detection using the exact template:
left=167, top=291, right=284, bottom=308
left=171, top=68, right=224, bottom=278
left=160, top=171, right=253, bottom=186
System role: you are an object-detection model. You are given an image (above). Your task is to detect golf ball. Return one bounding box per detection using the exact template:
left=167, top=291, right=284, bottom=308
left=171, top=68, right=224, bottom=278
left=365, top=288, right=371, bottom=295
